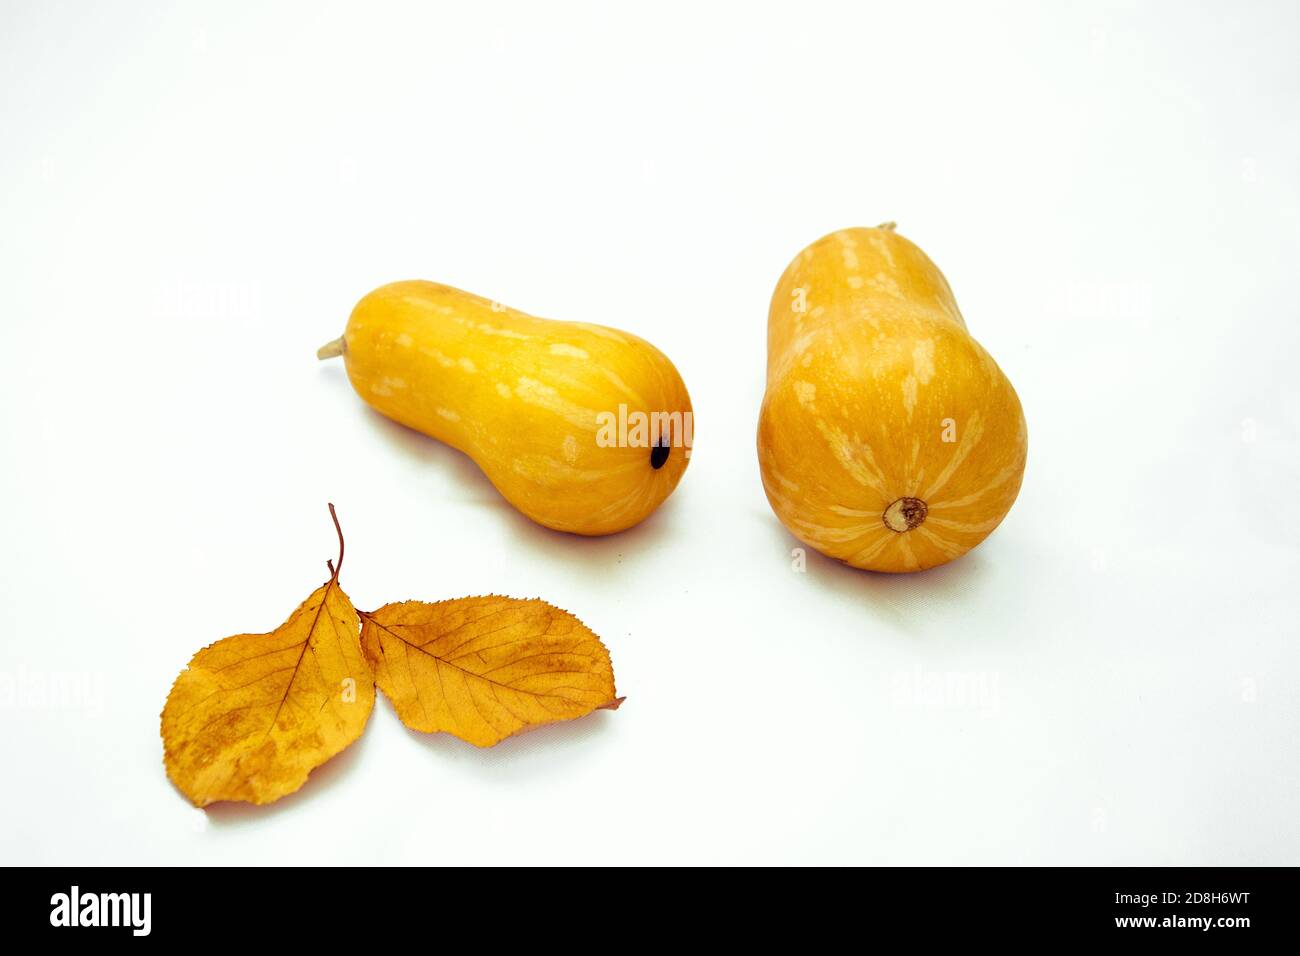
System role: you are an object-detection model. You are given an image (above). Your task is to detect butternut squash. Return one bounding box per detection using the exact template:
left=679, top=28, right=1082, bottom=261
left=319, top=281, right=692, bottom=536
left=757, top=225, right=1027, bottom=572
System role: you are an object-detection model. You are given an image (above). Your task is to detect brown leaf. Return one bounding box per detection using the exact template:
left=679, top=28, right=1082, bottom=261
left=360, top=596, right=621, bottom=747
left=160, top=507, right=374, bottom=806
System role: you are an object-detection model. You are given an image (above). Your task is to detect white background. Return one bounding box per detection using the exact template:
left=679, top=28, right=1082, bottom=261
left=1, top=0, right=1297, bottom=866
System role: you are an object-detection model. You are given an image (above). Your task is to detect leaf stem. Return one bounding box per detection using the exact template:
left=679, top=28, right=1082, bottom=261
left=327, top=502, right=344, bottom=581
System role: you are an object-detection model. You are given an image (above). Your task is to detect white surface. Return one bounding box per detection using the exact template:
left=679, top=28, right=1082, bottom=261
left=1, top=0, right=1297, bottom=866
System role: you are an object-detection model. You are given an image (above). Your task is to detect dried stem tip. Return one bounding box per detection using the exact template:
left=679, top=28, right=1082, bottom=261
left=317, top=337, right=345, bottom=360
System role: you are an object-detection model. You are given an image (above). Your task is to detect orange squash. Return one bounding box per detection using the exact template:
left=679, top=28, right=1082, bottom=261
left=319, top=281, right=692, bottom=535
left=757, top=225, right=1027, bottom=572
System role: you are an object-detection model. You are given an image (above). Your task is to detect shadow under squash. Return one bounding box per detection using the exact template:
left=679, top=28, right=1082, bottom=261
left=760, top=516, right=998, bottom=638
left=356, top=402, right=690, bottom=576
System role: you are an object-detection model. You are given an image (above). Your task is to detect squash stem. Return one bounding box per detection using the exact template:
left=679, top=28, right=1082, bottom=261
left=316, top=336, right=345, bottom=360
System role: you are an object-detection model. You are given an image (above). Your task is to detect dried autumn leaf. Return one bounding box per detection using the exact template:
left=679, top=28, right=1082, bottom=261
left=160, top=507, right=374, bottom=806
left=360, top=596, right=622, bottom=746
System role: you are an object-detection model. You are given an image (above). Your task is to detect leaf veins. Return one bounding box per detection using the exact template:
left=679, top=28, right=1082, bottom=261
left=160, top=506, right=374, bottom=806
left=360, top=596, right=622, bottom=747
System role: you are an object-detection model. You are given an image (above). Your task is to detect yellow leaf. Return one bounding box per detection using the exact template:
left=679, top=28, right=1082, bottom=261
left=360, top=596, right=622, bottom=746
left=161, top=508, right=374, bottom=806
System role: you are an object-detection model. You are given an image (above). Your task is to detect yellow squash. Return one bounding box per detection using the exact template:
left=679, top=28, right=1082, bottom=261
left=757, top=225, right=1027, bottom=572
left=320, top=281, right=692, bottom=536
